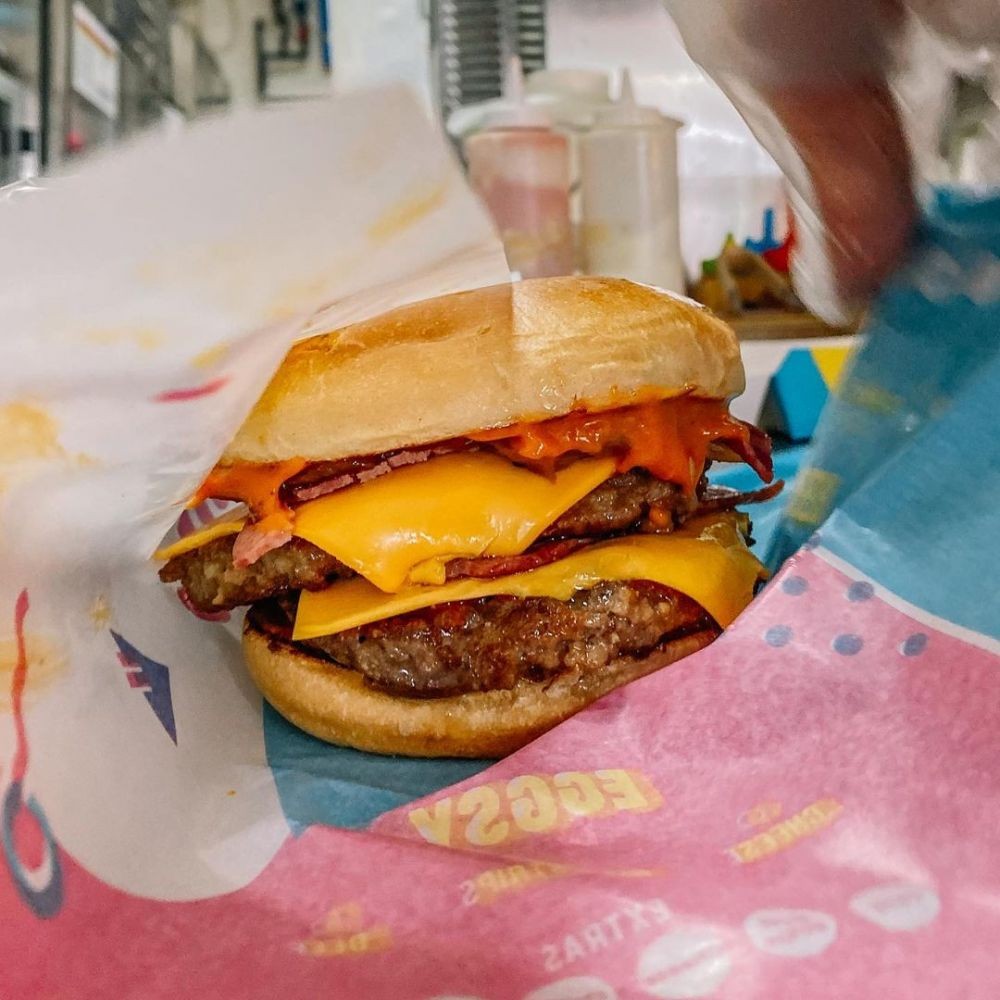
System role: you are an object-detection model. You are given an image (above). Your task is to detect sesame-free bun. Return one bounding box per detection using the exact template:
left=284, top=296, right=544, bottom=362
left=243, top=616, right=715, bottom=758
left=223, top=277, right=744, bottom=465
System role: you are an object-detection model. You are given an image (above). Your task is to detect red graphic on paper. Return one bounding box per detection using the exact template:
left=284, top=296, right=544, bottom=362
left=9, top=590, right=29, bottom=785
left=153, top=376, right=229, bottom=403
left=1, top=590, right=64, bottom=918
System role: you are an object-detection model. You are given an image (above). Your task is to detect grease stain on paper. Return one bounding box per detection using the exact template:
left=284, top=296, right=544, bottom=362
left=189, top=342, right=230, bottom=370
left=368, top=180, right=448, bottom=244
left=88, top=595, right=112, bottom=630
left=82, top=328, right=165, bottom=351
left=0, top=402, right=64, bottom=465
left=0, top=632, right=67, bottom=711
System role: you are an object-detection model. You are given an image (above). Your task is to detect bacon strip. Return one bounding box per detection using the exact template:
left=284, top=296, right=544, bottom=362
left=696, top=480, right=784, bottom=515
left=284, top=423, right=773, bottom=510
left=439, top=482, right=781, bottom=581
left=443, top=538, right=593, bottom=581
left=232, top=525, right=292, bottom=568
left=720, top=421, right=774, bottom=483
left=286, top=441, right=473, bottom=503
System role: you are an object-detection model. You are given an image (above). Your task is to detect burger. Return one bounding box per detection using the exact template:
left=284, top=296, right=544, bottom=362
left=157, top=277, right=779, bottom=757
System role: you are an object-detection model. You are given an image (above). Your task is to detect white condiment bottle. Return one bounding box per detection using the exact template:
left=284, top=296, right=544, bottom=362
left=579, top=70, right=684, bottom=292
left=463, top=57, right=574, bottom=279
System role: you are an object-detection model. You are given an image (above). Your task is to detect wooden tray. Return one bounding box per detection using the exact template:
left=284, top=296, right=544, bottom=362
left=728, top=310, right=859, bottom=341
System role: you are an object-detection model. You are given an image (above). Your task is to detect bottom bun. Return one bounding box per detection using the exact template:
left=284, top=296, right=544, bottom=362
left=243, top=618, right=716, bottom=758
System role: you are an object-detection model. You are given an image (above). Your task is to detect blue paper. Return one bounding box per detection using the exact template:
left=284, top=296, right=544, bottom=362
left=770, top=188, right=1000, bottom=569
left=817, top=354, right=1000, bottom=639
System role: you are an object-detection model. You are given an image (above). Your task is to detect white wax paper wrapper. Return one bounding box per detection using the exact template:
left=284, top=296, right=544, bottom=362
left=0, top=85, right=508, bottom=900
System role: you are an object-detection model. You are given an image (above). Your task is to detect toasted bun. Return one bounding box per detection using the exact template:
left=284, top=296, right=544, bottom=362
left=224, top=277, right=744, bottom=465
left=243, top=617, right=715, bottom=758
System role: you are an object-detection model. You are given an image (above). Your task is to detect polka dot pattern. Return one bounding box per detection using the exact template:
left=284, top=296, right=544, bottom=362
left=833, top=634, right=864, bottom=656
left=901, top=633, right=929, bottom=657
left=847, top=581, right=875, bottom=602
left=764, top=625, right=793, bottom=648
left=755, top=561, right=947, bottom=669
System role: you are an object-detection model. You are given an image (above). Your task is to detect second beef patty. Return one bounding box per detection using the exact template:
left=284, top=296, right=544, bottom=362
left=253, top=580, right=716, bottom=697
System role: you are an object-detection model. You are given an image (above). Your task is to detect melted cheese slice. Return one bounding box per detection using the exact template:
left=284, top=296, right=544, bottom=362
left=154, top=508, right=246, bottom=561
left=294, top=513, right=765, bottom=640
left=155, top=453, right=614, bottom=584
left=291, top=452, right=616, bottom=592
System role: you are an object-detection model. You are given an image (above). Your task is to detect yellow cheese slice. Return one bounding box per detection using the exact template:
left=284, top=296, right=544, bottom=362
left=294, top=513, right=765, bottom=640
left=291, top=452, right=617, bottom=592
left=154, top=508, right=247, bottom=561
left=154, top=453, right=613, bottom=580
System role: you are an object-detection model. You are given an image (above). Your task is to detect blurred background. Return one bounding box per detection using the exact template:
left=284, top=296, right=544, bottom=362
left=2, top=0, right=998, bottom=423
left=0, top=1, right=790, bottom=298
left=0, top=1, right=773, bottom=175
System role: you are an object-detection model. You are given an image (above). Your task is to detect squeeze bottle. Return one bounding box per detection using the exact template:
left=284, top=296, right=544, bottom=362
left=580, top=70, right=684, bottom=292
left=464, top=57, right=574, bottom=278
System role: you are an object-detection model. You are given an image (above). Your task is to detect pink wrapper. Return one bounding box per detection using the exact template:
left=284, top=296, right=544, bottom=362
left=5, top=546, right=997, bottom=999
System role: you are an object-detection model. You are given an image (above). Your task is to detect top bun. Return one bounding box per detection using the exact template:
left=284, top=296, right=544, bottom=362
left=223, top=276, right=745, bottom=465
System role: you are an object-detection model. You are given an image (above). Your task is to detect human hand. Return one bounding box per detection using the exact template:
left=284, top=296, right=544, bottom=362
left=665, top=0, right=1000, bottom=321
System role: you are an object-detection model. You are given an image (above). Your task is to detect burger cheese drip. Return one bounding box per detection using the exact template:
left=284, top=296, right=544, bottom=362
left=193, top=457, right=306, bottom=535
left=192, top=396, right=772, bottom=529
left=470, top=396, right=762, bottom=495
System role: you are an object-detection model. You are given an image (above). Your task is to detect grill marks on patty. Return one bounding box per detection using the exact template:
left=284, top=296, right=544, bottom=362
left=161, top=470, right=701, bottom=612
left=253, top=582, right=717, bottom=697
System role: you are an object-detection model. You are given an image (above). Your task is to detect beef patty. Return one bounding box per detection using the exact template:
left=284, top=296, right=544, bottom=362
left=162, top=471, right=700, bottom=612
left=252, top=580, right=716, bottom=697
left=162, top=536, right=348, bottom=614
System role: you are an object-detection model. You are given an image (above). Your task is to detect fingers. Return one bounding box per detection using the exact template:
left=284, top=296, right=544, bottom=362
left=665, top=0, right=918, bottom=313
left=767, top=78, right=917, bottom=306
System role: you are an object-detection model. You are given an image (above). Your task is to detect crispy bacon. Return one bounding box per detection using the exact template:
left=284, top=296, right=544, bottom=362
left=696, top=479, right=784, bottom=515
left=232, top=525, right=292, bottom=568
left=707, top=442, right=773, bottom=483
left=438, top=483, right=781, bottom=581
left=443, top=538, right=593, bottom=581
left=281, top=400, right=773, bottom=507
left=728, top=420, right=774, bottom=483
left=285, top=441, right=473, bottom=504
left=282, top=411, right=773, bottom=513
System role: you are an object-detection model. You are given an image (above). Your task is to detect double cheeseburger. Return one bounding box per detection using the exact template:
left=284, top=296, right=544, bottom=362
left=158, top=277, right=779, bottom=757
